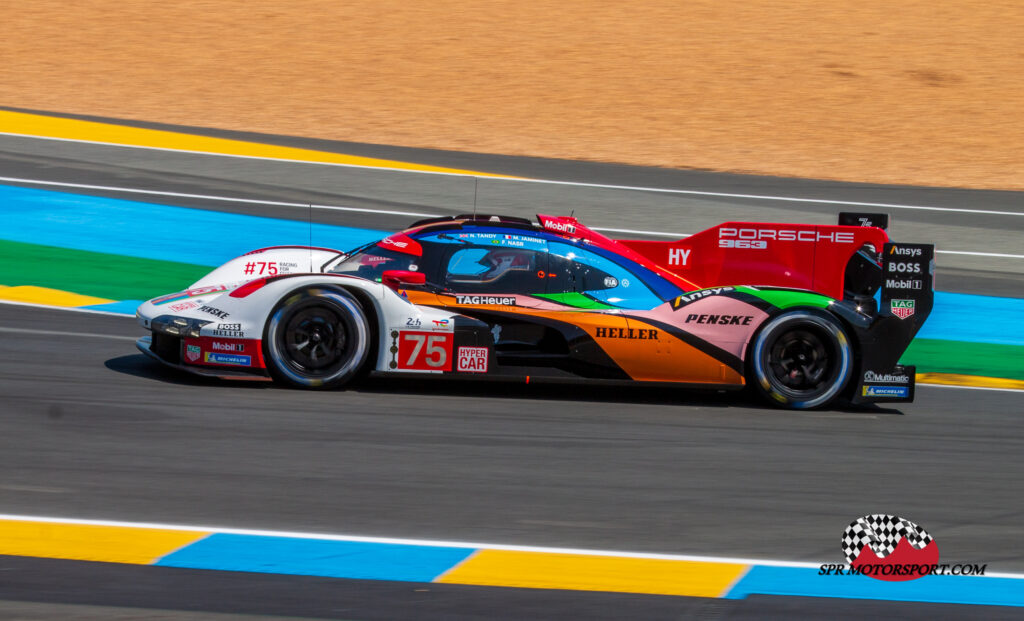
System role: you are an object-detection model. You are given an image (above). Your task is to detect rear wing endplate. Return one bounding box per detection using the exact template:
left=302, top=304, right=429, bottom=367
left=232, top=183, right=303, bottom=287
left=850, top=241, right=935, bottom=404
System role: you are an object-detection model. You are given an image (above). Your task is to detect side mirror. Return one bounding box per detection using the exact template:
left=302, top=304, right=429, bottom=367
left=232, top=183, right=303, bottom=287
left=381, top=270, right=426, bottom=289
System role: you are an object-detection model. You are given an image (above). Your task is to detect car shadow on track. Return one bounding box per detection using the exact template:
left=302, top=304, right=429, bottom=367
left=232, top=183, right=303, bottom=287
left=104, top=354, right=268, bottom=389
left=106, top=354, right=904, bottom=415
left=363, top=375, right=749, bottom=409
left=355, top=376, right=904, bottom=415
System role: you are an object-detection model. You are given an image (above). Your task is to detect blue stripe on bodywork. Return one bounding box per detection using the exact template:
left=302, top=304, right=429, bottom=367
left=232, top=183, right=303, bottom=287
left=155, top=533, right=475, bottom=582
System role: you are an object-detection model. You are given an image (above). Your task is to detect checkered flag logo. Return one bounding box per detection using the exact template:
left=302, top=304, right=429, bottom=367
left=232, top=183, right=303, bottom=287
left=842, top=514, right=934, bottom=563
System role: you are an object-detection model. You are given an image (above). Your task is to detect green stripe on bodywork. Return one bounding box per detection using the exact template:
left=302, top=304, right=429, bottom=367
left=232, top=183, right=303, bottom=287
left=0, top=239, right=210, bottom=301
left=734, top=286, right=833, bottom=309
left=534, top=292, right=615, bottom=310
left=729, top=287, right=1023, bottom=380
left=900, top=339, right=1024, bottom=381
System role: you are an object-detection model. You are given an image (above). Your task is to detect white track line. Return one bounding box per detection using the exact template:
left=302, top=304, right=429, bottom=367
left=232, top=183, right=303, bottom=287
left=0, top=132, right=488, bottom=179
left=3, top=512, right=1022, bottom=577
left=0, top=176, right=436, bottom=219
left=0, top=299, right=132, bottom=317
left=591, top=226, right=688, bottom=238
left=937, top=250, right=1024, bottom=259
left=534, top=179, right=1024, bottom=217
left=2, top=133, right=1023, bottom=217
left=0, top=512, right=816, bottom=567
left=0, top=326, right=137, bottom=340
left=2, top=176, right=1021, bottom=259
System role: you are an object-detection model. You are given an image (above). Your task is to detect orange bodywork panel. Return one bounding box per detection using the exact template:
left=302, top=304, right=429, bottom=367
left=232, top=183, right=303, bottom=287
left=412, top=291, right=742, bottom=385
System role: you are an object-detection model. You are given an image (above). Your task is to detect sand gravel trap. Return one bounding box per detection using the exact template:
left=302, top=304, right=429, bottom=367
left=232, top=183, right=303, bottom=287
left=2, top=1, right=1022, bottom=189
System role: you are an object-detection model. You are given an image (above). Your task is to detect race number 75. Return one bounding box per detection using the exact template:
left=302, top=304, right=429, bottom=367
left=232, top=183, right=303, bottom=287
left=397, top=331, right=453, bottom=371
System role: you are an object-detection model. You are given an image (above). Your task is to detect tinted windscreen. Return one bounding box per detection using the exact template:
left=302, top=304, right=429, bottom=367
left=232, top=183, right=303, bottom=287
left=444, top=246, right=548, bottom=294
left=329, top=246, right=421, bottom=282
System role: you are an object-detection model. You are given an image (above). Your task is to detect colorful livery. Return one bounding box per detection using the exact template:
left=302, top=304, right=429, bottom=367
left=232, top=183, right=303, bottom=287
left=135, top=212, right=934, bottom=409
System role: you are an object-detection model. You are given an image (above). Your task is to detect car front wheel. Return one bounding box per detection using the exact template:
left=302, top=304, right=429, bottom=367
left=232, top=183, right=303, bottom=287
left=264, top=287, right=370, bottom=389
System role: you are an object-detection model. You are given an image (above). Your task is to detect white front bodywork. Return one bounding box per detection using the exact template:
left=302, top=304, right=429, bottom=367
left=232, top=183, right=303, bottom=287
left=135, top=246, right=459, bottom=374
left=190, top=246, right=345, bottom=289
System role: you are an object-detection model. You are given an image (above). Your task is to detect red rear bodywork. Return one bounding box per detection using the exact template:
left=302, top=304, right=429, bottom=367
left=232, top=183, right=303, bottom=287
left=538, top=214, right=889, bottom=300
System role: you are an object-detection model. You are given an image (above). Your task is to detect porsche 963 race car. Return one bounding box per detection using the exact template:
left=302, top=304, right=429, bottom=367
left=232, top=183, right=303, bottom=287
left=136, top=212, right=933, bottom=409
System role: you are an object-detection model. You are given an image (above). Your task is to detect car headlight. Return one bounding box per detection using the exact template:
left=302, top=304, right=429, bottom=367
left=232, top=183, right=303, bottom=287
left=151, top=315, right=213, bottom=338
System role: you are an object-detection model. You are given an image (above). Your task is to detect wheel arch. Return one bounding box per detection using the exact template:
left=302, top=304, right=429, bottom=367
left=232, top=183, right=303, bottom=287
left=824, top=304, right=868, bottom=400
left=335, top=284, right=382, bottom=375
left=744, top=304, right=856, bottom=409
left=745, top=304, right=844, bottom=363
left=261, top=284, right=374, bottom=388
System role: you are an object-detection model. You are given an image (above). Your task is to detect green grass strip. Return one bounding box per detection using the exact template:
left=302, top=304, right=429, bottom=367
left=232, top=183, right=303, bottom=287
left=0, top=238, right=211, bottom=301
left=901, top=338, right=1024, bottom=381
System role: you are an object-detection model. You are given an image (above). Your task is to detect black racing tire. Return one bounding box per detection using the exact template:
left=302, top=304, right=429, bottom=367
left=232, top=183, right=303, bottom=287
left=264, top=287, right=370, bottom=389
left=749, top=309, right=853, bottom=409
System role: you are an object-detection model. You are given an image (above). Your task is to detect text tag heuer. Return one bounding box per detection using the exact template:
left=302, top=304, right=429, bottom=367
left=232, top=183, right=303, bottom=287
left=891, top=299, right=915, bottom=319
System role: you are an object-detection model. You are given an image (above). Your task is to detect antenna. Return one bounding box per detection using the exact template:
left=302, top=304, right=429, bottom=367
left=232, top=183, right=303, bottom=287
left=570, top=209, right=575, bottom=218
left=308, top=203, right=313, bottom=272
left=473, top=177, right=479, bottom=219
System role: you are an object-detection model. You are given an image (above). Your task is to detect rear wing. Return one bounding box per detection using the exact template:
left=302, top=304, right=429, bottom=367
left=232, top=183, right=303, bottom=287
left=849, top=241, right=935, bottom=404
left=617, top=222, right=890, bottom=300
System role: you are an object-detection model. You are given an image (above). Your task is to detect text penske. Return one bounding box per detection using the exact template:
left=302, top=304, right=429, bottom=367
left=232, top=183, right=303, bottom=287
left=198, top=305, right=229, bottom=319
left=685, top=313, right=753, bottom=325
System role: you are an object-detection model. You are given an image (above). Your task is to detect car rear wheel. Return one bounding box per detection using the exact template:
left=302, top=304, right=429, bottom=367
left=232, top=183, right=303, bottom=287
left=265, top=287, right=369, bottom=389
left=750, top=309, right=852, bottom=409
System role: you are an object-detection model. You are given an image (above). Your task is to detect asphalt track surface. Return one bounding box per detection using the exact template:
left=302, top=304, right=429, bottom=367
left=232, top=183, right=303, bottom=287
left=1, top=122, right=1023, bottom=618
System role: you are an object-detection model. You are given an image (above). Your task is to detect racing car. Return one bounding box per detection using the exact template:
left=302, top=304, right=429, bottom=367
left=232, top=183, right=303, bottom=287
left=136, top=212, right=933, bottom=409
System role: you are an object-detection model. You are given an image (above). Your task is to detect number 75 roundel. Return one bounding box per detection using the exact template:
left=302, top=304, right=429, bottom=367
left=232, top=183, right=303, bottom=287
left=397, top=331, right=453, bottom=371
